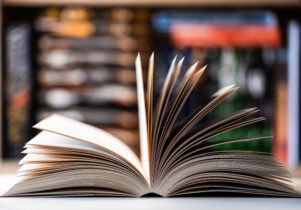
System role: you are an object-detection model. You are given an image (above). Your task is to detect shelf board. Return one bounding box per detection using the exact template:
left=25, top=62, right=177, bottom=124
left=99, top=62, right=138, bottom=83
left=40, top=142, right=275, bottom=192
left=2, top=0, right=301, bottom=7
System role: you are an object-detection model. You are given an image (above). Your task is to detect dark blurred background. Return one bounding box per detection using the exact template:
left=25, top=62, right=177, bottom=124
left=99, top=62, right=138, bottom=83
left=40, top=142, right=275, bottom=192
left=1, top=1, right=301, bottom=171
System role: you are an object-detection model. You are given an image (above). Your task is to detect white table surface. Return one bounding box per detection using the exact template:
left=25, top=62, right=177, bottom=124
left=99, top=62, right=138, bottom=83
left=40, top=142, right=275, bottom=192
left=0, top=174, right=301, bottom=210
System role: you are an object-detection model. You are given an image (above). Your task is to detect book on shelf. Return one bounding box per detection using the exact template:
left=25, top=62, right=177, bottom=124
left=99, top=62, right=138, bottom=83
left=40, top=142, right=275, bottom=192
left=3, top=23, right=34, bottom=158
left=35, top=7, right=151, bottom=37
left=153, top=10, right=280, bottom=48
left=38, top=35, right=141, bottom=51
left=3, top=54, right=299, bottom=197
left=287, top=20, right=300, bottom=168
left=38, top=68, right=137, bottom=86
left=169, top=24, right=280, bottom=48
left=38, top=85, right=137, bottom=108
left=273, top=54, right=288, bottom=165
left=38, top=50, right=137, bottom=68
left=273, top=20, right=301, bottom=169
left=153, top=10, right=278, bottom=33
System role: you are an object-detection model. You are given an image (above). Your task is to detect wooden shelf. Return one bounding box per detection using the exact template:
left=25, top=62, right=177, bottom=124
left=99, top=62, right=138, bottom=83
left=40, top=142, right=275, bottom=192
left=2, top=0, right=301, bottom=7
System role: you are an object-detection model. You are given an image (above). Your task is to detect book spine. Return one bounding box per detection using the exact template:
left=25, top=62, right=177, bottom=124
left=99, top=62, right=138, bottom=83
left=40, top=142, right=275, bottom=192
left=4, top=24, right=33, bottom=158
left=273, top=52, right=288, bottom=164
left=38, top=85, right=137, bottom=108
left=38, top=35, right=145, bottom=51
left=36, top=19, right=151, bottom=37
left=153, top=10, right=277, bottom=33
left=287, top=20, right=300, bottom=168
left=38, top=50, right=137, bottom=68
left=169, top=24, right=281, bottom=48
left=37, top=68, right=137, bottom=86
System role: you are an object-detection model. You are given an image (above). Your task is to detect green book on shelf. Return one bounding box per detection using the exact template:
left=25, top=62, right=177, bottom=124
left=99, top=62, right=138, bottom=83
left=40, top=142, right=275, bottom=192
left=3, top=53, right=299, bottom=197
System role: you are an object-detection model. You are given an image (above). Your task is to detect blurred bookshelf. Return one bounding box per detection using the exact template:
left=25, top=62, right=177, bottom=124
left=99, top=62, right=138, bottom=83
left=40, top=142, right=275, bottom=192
left=1, top=0, right=301, bottom=175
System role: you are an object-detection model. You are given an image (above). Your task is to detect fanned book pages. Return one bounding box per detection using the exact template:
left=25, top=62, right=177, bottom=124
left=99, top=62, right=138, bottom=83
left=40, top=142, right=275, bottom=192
left=3, top=53, right=299, bottom=197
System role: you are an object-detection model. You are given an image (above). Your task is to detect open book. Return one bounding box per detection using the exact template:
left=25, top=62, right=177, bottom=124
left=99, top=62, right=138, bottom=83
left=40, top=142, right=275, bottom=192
left=3, top=54, right=298, bottom=197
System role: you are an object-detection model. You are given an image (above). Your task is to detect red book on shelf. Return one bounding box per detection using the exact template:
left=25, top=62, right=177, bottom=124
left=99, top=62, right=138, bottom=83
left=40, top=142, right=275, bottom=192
left=273, top=80, right=288, bottom=164
left=170, top=23, right=281, bottom=48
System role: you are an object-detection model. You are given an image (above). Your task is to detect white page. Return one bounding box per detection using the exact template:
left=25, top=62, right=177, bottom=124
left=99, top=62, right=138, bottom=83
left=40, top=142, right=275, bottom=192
left=33, top=114, right=144, bottom=176
left=26, top=131, right=114, bottom=156
left=135, top=54, right=150, bottom=184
